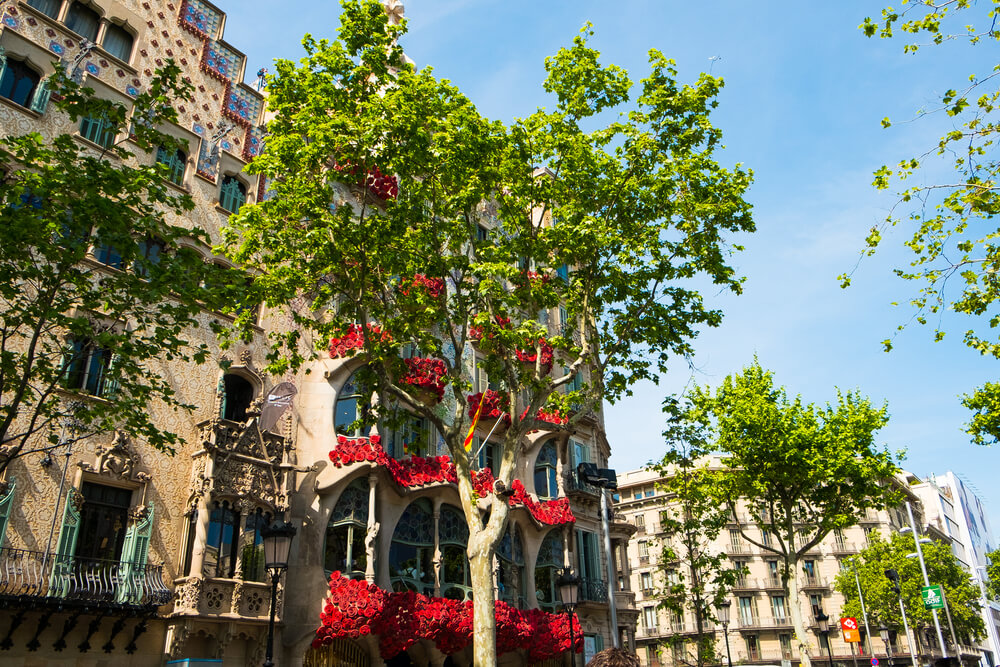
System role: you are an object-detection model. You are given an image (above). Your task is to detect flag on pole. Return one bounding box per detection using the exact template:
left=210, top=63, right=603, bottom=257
left=464, top=397, right=485, bottom=451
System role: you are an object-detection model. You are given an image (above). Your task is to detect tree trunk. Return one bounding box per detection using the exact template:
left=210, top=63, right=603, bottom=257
left=786, top=555, right=813, bottom=667
left=470, top=548, right=497, bottom=667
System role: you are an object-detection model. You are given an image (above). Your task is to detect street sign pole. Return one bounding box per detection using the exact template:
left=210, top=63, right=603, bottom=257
left=906, top=502, right=949, bottom=659
left=852, top=560, right=876, bottom=658
left=851, top=639, right=859, bottom=667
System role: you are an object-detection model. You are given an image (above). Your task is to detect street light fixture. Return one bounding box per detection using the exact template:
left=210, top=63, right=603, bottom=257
left=878, top=624, right=894, bottom=667
left=815, top=610, right=834, bottom=667
left=558, top=569, right=581, bottom=667
left=716, top=599, right=733, bottom=667
left=577, top=462, right=621, bottom=648
left=262, top=519, right=296, bottom=667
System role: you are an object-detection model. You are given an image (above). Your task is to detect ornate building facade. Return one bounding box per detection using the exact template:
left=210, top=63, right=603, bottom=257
left=0, top=1, right=636, bottom=665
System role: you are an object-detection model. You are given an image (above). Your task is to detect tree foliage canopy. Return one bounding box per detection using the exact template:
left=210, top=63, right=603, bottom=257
left=834, top=532, right=985, bottom=642
left=847, top=1, right=1000, bottom=444
left=0, top=62, right=233, bottom=474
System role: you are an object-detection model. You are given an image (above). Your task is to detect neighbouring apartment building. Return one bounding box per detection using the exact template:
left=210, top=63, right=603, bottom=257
left=615, top=464, right=994, bottom=667
left=0, top=0, right=637, bottom=665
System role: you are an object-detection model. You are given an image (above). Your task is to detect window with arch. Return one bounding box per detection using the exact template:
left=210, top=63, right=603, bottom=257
left=533, top=439, right=559, bottom=499
left=534, top=530, right=564, bottom=611
left=219, top=175, right=247, bottom=213
left=323, top=478, right=369, bottom=580
left=239, top=507, right=272, bottom=582
left=202, top=499, right=240, bottom=578
left=26, top=0, right=60, bottom=18
left=65, top=2, right=100, bottom=41
left=156, top=145, right=187, bottom=186
left=497, top=523, right=525, bottom=607
left=102, top=23, right=133, bottom=62
left=79, top=113, right=115, bottom=149
left=439, top=504, right=471, bottom=601
left=389, top=498, right=434, bottom=595
left=335, top=368, right=371, bottom=438
left=0, top=56, right=41, bottom=109
left=221, top=373, right=254, bottom=422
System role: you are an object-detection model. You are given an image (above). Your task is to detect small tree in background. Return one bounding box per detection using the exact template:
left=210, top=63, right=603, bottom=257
left=681, top=361, right=900, bottom=667
left=986, top=550, right=1000, bottom=601
left=223, top=1, right=754, bottom=664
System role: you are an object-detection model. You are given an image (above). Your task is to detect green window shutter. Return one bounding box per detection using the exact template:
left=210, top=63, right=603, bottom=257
left=49, top=486, right=82, bottom=597
left=576, top=530, right=585, bottom=578
left=29, top=78, right=50, bottom=113
left=101, top=354, right=120, bottom=399
left=595, top=634, right=604, bottom=651
left=0, top=478, right=16, bottom=548
left=117, top=502, right=154, bottom=604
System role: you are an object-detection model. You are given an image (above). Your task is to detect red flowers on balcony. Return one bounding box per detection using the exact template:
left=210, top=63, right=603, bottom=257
left=466, top=390, right=510, bottom=425
left=328, top=324, right=391, bottom=359
left=398, top=274, right=445, bottom=299
left=364, top=166, right=398, bottom=200
left=314, top=574, right=581, bottom=660
left=515, top=339, right=553, bottom=374
left=400, top=357, right=447, bottom=403
left=468, top=315, right=511, bottom=342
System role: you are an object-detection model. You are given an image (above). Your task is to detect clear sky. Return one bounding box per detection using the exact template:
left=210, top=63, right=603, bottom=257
left=221, top=1, right=999, bottom=530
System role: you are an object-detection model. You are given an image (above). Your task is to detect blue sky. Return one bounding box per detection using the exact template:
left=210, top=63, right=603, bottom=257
left=221, top=2, right=999, bottom=530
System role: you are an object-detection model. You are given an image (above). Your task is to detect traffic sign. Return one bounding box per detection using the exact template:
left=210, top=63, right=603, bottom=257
left=871, top=659, right=879, bottom=666
left=921, top=585, right=945, bottom=609
left=841, top=617, right=861, bottom=643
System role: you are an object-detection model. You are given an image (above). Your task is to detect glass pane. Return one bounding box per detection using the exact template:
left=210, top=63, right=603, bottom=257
left=102, top=24, right=133, bottom=62
left=27, top=0, right=61, bottom=18
left=65, top=2, right=100, bottom=41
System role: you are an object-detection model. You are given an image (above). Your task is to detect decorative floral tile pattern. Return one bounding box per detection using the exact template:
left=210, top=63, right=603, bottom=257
left=222, top=84, right=262, bottom=127
left=178, top=0, right=221, bottom=39
left=201, top=39, right=242, bottom=83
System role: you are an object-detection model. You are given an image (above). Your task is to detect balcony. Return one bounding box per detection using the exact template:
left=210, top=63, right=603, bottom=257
left=564, top=472, right=601, bottom=500
left=639, top=555, right=649, bottom=565
left=800, top=575, right=828, bottom=590
left=579, top=577, right=608, bottom=603
left=614, top=589, right=636, bottom=610
left=0, top=546, right=171, bottom=610
left=641, top=625, right=659, bottom=637
left=732, top=576, right=760, bottom=591
left=725, top=543, right=753, bottom=556
left=832, top=540, right=858, bottom=554
left=764, top=575, right=784, bottom=590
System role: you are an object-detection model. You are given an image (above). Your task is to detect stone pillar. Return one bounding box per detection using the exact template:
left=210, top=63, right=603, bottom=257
left=365, top=471, right=378, bottom=583
left=187, top=457, right=215, bottom=578
left=432, top=497, right=443, bottom=597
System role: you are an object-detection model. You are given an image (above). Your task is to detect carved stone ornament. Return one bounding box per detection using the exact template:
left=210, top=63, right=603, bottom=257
left=128, top=504, right=150, bottom=523
left=78, top=430, right=150, bottom=483
left=68, top=489, right=86, bottom=513
left=383, top=0, right=405, bottom=25
left=166, top=621, right=190, bottom=658
left=175, top=578, right=203, bottom=614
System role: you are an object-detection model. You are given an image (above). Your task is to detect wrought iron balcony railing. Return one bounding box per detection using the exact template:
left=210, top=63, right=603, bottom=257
left=579, top=577, right=608, bottom=603
left=0, top=547, right=171, bottom=609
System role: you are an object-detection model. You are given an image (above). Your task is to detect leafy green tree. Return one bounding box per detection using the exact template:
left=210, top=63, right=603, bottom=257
left=222, top=1, right=754, bottom=663
left=985, top=549, right=1000, bottom=600
left=845, top=2, right=1000, bottom=444
left=682, top=361, right=900, bottom=667
left=835, top=532, right=984, bottom=648
left=653, top=400, right=742, bottom=667
left=0, top=62, right=233, bottom=476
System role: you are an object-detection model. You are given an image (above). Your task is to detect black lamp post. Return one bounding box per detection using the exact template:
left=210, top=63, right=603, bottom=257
left=879, top=624, right=894, bottom=667
left=558, top=569, right=581, bottom=667
left=816, top=610, right=835, bottom=667
left=262, top=519, right=296, bottom=667
left=717, top=599, right=733, bottom=667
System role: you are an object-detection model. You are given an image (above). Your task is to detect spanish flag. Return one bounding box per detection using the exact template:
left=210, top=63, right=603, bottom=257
left=464, top=396, right=485, bottom=451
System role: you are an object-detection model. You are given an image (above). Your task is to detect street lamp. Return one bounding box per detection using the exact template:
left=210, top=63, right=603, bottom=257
left=878, top=624, right=894, bottom=667
left=558, top=569, right=581, bottom=667
left=816, top=610, right=834, bottom=667
left=577, top=462, right=621, bottom=648
left=716, top=599, right=733, bottom=667
left=262, top=519, right=296, bottom=667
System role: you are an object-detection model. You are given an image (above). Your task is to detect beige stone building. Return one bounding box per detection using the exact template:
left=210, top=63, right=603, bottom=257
left=614, top=465, right=988, bottom=667
left=0, top=1, right=635, bottom=665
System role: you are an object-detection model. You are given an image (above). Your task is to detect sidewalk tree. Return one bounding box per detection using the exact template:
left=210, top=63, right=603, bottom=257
left=986, top=549, right=1000, bottom=601
left=222, top=1, right=754, bottom=664
left=835, top=532, right=984, bottom=644
left=684, top=361, right=900, bottom=667
left=653, top=398, right=742, bottom=667
left=844, top=2, right=1000, bottom=444
left=0, top=62, right=233, bottom=477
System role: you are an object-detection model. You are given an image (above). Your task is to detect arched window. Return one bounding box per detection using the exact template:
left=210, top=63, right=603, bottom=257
left=221, top=373, right=254, bottom=422
left=156, top=145, right=187, bottom=186
left=102, top=23, right=134, bottom=62
left=219, top=175, right=247, bottom=213
left=240, top=507, right=272, bottom=582
left=335, top=368, right=371, bottom=437
left=65, top=2, right=100, bottom=41
left=389, top=499, right=434, bottom=595
left=0, top=57, right=40, bottom=108
left=533, top=439, right=559, bottom=500
left=203, top=500, right=240, bottom=578
left=497, top=523, right=525, bottom=607
left=323, top=479, right=369, bottom=580
left=439, top=504, right=471, bottom=601
left=534, top=530, right=564, bottom=611
left=26, top=0, right=60, bottom=18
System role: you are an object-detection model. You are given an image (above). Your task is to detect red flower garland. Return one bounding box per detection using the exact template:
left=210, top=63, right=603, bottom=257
left=332, top=162, right=399, bottom=200
left=400, top=357, right=447, bottom=402
left=328, top=437, right=575, bottom=525
left=519, top=406, right=569, bottom=426
left=314, top=574, right=581, bottom=661
left=328, top=323, right=391, bottom=359
left=515, top=339, right=554, bottom=374
left=399, top=274, right=445, bottom=299
left=468, top=315, right=511, bottom=342
left=466, top=390, right=511, bottom=425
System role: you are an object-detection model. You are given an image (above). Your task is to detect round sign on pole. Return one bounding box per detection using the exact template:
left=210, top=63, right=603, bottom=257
left=871, top=658, right=879, bottom=666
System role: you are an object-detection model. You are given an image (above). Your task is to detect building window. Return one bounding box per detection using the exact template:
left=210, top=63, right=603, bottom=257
left=62, top=339, right=114, bottom=397
left=746, top=635, right=760, bottom=661
left=79, top=114, right=115, bottom=149
left=156, top=145, right=187, bottom=186
left=771, top=595, right=787, bottom=622
left=635, top=513, right=645, bottom=532
left=389, top=499, right=434, bottom=595
left=643, top=606, right=656, bottom=629
left=533, top=439, right=559, bottom=499
left=644, top=487, right=655, bottom=498
left=475, top=224, right=489, bottom=241
left=803, top=559, right=817, bottom=581
left=65, top=2, right=101, bottom=41
left=75, top=481, right=132, bottom=562
left=134, top=236, right=164, bottom=278
left=760, top=528, right=771, bottom=548
left=102, top=23, right=134, bottom=62
left=221, top=373, right=254, bottom=422
left=239, top=508, right=271, bottom=582
left=335, top=368, right=371, bottom=438
left=0, top=56, right=41, bottom=108
left=219, top=175, right=247, bottom=213
left=780, top=633, right=793, bottom=659
left=640, top=571, right=652, bottom=593
left=26, top=0, right=61, bottom=18
left=534, top=530, right=563, bottom=611
left=202, top=500, right=240, bottom=578
left=439, top=504, right=472, bottom=601
left=389, top=413, right=433, bottom=458
left=738, top=596, right=757, bottom=625
left=809, top=593, right=824, bottom=618
left=496, top=522, right=524, bottom=607
left=323, top=479, right=368, bottom=580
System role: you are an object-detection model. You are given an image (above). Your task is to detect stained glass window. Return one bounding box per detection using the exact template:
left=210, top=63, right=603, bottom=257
left=324, top=479, right=369, bottom=580
left=389, top=499, right=434, bottom=595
